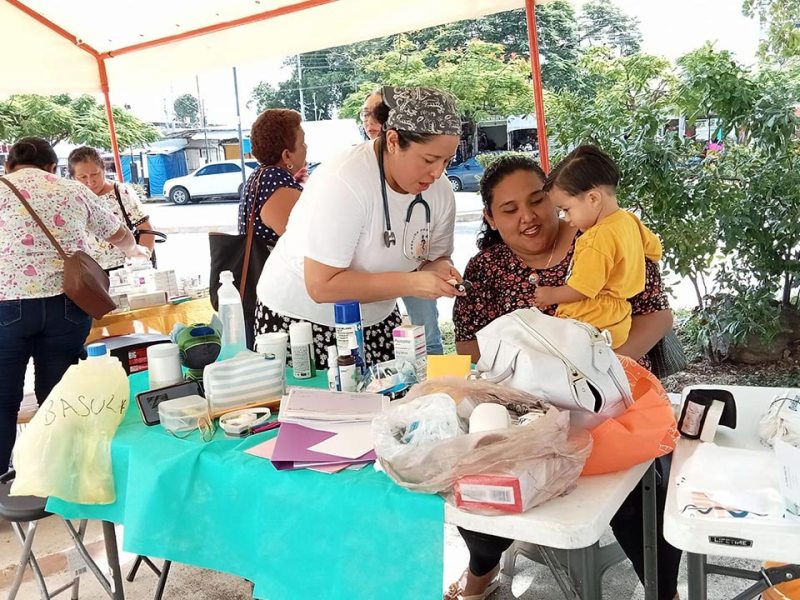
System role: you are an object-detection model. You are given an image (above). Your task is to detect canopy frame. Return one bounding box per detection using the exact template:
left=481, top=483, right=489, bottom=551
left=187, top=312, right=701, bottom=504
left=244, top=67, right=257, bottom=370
left=4, top=0, right=550, bottom=175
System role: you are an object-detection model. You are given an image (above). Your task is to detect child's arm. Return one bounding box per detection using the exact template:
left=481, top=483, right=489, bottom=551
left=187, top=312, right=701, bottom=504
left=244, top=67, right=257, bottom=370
left=533, top=284, right=587, bottom=310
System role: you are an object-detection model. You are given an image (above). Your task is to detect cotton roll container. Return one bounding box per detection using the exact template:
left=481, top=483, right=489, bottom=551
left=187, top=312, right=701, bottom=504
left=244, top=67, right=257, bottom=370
left=147, top=343, right=183, bottom=389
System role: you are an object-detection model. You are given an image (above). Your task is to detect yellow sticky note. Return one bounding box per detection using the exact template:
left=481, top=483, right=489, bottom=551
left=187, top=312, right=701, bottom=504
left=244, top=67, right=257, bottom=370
left=427, top=355, right=472, bottom=380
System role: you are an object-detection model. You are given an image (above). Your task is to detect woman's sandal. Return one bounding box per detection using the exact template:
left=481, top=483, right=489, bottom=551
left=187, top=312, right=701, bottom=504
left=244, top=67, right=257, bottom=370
left=443, top=566, right=501, bottom=600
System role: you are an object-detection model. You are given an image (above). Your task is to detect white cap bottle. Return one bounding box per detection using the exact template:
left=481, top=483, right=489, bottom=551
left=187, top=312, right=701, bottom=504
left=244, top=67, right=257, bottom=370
left=289, top=321, right=315, bottom=379
left=327, top=345, right=340, bottom=391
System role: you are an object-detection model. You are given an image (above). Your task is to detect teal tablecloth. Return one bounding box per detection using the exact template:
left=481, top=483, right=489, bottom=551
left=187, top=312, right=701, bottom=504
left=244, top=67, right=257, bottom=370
left=47, top=371, right=444, bottom=600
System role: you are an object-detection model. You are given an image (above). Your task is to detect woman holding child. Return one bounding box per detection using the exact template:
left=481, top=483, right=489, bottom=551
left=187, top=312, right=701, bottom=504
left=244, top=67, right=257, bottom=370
left=449, top=149, right=681, bottom=600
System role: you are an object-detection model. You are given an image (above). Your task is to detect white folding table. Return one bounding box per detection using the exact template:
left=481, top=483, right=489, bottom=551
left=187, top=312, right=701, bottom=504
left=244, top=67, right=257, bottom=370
left=445, top=459, right=658, bottom=600
left=664, top=385, right=800, bottom=600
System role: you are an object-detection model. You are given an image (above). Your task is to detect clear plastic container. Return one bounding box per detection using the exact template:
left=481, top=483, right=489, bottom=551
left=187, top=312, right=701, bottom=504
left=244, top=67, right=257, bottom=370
left=217, top=270, right=247, bottom=360
left=158, top=395, right=210, bottom=434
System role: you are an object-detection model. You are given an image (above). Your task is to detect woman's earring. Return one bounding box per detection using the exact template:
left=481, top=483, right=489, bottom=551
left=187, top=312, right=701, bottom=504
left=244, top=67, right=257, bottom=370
left=287, top=163, right=294, bottom=171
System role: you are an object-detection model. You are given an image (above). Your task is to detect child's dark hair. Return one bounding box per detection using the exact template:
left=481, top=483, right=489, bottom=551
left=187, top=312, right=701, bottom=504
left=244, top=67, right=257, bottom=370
left=6, top=137, right=58, bottom=171
left=543, top=145, right=619, bottom=195
left=477, top=155, right=547, bottom=251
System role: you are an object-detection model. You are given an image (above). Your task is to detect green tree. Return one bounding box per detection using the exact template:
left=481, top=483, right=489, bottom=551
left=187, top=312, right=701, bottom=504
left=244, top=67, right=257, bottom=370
left=250, top=3, right=592, bottom=115
left=249, top=50, right=359, bottom=119
left=544, top=47, right=720, bottom=307
left=580, top=0, right=643, bottom=56
left=547, top=44, right=800, bottom=358
left=339, top=40, right=534, bottom=122
left=173, top=93, right=199, bottom=126
left=743, top=0, right=800, bottom=59
left=0, top=94, right=160, bottom=150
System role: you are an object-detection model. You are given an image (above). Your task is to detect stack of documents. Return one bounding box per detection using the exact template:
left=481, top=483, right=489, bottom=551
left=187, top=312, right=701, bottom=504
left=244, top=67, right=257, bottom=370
left=268, top=388, right=387, bottom=471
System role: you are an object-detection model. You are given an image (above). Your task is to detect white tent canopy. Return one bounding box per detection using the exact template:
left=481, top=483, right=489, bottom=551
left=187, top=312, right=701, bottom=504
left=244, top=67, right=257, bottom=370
left=1, top=0, right=525, bottom=94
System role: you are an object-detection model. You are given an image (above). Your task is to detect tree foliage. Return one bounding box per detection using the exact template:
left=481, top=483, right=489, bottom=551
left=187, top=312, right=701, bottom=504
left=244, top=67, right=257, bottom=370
left=337, top=39, right=534, bottom=122
left=580, top=0, right=643, bottom=56
left=173, top=93, right=199, bottom=126
left=249, top=2, right=642, bottom=118
left=743, top=0, right=800, bottom=59
left=546, top=44, right=800, bottom=355
left=0, top=94, right=160, bottom=150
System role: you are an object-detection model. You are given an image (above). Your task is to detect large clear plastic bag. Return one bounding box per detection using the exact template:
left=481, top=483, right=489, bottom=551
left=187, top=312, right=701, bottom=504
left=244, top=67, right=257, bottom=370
left=11, top=354, right=129, bottom=504
left=372, top=378, right=592, bottom=514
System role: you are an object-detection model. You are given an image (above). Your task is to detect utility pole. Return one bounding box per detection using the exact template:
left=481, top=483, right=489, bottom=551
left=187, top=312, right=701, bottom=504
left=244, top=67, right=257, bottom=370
left=296, top=54, right=306, bottom=120
left=196, top=75, right=210, bottom=165
left=233, top=67, right=247, bottom=192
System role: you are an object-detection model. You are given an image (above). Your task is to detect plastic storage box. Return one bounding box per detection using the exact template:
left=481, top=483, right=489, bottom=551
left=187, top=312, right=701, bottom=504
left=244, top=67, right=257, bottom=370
left=158, top=395, right=210, bottom=434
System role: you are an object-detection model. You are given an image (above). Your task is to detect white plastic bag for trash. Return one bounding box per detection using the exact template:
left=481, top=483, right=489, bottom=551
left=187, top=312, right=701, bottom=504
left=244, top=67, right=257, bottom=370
left=11, top=347, right=129, bottom=504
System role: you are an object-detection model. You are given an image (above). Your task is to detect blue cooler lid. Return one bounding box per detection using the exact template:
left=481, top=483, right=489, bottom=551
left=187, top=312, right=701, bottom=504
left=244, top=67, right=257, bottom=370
left=86, top=343, right=108, bottom=357
left=334, top=300, right=362, bottom=325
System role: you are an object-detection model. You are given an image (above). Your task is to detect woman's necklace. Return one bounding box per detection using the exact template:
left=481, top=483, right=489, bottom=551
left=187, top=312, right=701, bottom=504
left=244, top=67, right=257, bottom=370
left=528, top=224, right=560, bottom=285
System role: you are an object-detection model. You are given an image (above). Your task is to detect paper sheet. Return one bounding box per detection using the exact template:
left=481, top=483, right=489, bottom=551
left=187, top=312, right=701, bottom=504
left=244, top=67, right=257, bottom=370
left=307, top=422, right=374, bottom=459
left=676, top=442, right=785, bottom=518
left=280, top=388, right=386, bottom=422
left=775, top=438, right=800, bottom=517
left=427, top=355, right=472, bottom=380
left=245, top=434, right=358, bottom=473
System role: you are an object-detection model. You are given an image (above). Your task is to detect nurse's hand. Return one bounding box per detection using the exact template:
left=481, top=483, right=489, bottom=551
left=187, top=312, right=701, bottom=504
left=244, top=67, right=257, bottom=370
left=411, top=271, right=466, bottom=299
left=419, top=257, right=463, bottom=283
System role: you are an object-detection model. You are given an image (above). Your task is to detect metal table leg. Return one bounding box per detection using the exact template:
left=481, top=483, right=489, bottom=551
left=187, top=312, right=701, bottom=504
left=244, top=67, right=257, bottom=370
left=642, top=461, right=658, bottom=600
left=103, top=520, right=126, bottom=600
left=687, top=552, right=708, bottom=600
left=568, top=545, right=601, bottom=600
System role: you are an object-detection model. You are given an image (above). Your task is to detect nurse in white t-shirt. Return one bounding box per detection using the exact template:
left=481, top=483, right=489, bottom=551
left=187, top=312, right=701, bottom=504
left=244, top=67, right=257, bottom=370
left=255, top=86, right=465, bottom=369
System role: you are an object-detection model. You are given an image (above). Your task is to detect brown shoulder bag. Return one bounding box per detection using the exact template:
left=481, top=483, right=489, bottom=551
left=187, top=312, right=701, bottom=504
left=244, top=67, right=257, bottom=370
left=0, top=176, right=116, bottom=319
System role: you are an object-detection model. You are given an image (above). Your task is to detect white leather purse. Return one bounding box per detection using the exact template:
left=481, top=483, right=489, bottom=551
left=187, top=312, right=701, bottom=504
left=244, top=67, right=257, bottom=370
left=475, top=308, right=633, bottom=429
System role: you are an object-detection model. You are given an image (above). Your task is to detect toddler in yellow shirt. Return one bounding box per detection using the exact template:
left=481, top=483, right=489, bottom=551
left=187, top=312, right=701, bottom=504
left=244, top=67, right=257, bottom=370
left=533, top=145, right=662, bottom=348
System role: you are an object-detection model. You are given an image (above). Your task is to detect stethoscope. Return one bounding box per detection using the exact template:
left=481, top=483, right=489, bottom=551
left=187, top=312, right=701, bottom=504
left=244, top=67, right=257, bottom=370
left=377, top=139, right=431, bottom=262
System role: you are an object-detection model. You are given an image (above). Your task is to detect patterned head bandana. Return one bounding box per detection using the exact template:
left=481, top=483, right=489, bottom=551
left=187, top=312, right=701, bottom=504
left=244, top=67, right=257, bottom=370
left=382, top=86, right=461, bottom=136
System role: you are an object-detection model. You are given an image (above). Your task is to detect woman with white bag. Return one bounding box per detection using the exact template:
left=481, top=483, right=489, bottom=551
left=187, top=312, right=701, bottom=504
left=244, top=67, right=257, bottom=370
left=446, top=156, right=680, bottom=600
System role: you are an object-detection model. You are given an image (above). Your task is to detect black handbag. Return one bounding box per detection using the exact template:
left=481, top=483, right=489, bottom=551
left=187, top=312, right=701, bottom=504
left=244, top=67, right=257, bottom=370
left=113, top=183, right=166, bottom=268
left=646, top=330, right=688, bottom=379
left=208, top=172, right=272, bottom=350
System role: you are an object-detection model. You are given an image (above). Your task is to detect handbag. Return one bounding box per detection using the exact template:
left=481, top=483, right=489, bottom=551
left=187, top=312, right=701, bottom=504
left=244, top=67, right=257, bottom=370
left=113, top=183, right=166, bottom=268
left=646, top=330, right=687, bottom=379
left=475, top=308, right=633, bottom=429
left=0, top=176, right=116, bottom=319
left=208, top=170, right=272, bottom=349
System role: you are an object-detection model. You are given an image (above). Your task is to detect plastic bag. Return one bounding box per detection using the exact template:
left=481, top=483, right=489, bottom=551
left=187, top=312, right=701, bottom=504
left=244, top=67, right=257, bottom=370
left=373, top=393, right=464, bottom=461
left=11, top=352, right=129, bottom=504
left=372, top=378, right=592, bottom=514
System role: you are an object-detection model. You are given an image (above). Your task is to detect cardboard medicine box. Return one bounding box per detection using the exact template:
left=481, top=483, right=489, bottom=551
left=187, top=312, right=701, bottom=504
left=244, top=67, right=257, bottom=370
left=392, top=324, right=427, bottom=382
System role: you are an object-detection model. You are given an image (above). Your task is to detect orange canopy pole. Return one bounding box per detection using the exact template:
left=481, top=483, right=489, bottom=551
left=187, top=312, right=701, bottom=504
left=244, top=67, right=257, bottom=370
left=97, top=58, right=123, bottom=180
left=525, top=0, right=550, bottom=173
left=99, top=0, right=337, bottom=59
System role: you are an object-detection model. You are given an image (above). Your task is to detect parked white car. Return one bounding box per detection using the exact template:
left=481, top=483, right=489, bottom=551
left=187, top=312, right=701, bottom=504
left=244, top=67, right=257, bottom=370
left=163, top=159, right=260, bottom=205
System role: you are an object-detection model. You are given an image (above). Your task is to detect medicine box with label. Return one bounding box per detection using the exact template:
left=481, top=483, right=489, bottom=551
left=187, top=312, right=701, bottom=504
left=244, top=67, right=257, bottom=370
left=392, top=325, right=427, bottom=382
left=128, top=291, right=168, bottom=310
